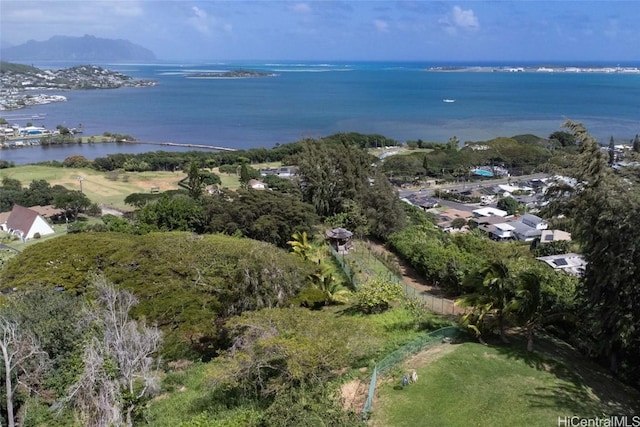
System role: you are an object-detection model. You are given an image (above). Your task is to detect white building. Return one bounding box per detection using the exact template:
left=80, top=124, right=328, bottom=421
left=473, top=207, right=508, bottom=218
left=1, top=204, right=55, bottom=241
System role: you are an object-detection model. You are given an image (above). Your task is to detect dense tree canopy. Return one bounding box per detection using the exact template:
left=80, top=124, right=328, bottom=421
left=296, top=138, right=405, bottom=239
left=203, top=188, right=318, bottom=248
left=1, top=232, right=314, bottom=360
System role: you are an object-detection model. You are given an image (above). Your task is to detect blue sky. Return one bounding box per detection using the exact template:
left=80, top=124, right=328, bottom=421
left=1, top=1, right=639, bottom=62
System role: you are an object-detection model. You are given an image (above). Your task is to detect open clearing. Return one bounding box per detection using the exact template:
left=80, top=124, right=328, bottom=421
left=1, top=165, right=185, bottom=210
left=369, top=339, right=640, bottom=427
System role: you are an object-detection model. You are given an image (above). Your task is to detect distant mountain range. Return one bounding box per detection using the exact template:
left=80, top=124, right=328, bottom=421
left=0, top=35, right=156, bottom=62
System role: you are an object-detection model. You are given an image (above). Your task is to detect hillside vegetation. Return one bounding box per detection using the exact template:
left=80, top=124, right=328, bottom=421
left=1, top=232, right=314, bottom=359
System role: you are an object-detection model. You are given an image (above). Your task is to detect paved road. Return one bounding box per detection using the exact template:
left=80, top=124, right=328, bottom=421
left=398, top=172, right=548, bottom=200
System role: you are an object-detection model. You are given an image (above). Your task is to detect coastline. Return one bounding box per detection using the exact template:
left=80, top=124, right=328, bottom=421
left=1, top=138, right=237, bottom=152
left=427, top=65, right=640, bottom=73
left=3, top=60, right=640, bottom=166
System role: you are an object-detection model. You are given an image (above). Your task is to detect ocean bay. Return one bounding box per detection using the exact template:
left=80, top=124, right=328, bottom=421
left=2, top=61, right=640, bottom=165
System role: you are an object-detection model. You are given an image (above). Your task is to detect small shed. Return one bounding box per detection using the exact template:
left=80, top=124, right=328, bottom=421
left=326, top=227, right=353, bottom=254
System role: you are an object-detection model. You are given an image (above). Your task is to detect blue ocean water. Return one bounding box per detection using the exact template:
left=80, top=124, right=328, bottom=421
left=2, top=61, right=640, bottom=164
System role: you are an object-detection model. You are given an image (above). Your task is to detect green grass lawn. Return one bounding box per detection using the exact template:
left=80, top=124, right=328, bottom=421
left=371, top=341, right=640, bottom=427
left=1, top=165, right=185, bottom=210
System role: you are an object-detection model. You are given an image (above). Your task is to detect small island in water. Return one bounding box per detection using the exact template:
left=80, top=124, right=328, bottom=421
left=186, top=69, right=276, bottom=79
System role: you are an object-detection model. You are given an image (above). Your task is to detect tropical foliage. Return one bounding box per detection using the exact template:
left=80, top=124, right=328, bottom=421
left=543, top=121, right=640, bottom=385
left=0, top=232, right=314, bottom=360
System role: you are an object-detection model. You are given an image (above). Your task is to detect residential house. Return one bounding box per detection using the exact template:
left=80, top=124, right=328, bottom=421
left=277, top=166, right=299, bottom=178
left=489, top=222, right=516, bottom=240
left=1, top=204, right=55, bottom=240
left=521, top=213, right=548, bottom=230
left=248, top=179, right=266, bottom=190
left=29, top=205, right=65, bottom=220
left=472, top=207, right=508, bottom=218
left=509, top=213, right=548, bottom=242
left=435, top=208, right=474, bottom=231
left=539, top=229, right=572, bottom=243
left=537, top=253, right=586, bottom=276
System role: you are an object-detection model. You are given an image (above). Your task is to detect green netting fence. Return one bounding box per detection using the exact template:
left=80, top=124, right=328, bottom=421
left=328, top=242, right=465, bottom=316
left=328, top=243, right=359, bottom=287
left=361, top=325, right=463, bottom=420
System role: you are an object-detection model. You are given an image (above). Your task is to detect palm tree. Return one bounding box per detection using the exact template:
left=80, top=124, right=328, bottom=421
left=456, top=260, right=515, bottom=343
left=287, top=231, right=312, bottom=261
left=507, top=270, right=573, bottom=352
left=309, top=264, right=351, bottom=305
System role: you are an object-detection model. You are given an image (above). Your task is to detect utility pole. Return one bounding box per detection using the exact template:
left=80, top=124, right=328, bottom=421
left=77, top=176, right=84, bottom=193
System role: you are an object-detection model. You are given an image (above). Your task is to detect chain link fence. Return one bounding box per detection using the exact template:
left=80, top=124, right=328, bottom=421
left=361, top=326, right=463, bottom=420
left=328, top=241, right=464, bottom=316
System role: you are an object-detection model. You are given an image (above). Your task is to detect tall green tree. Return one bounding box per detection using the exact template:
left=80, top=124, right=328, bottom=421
left=506, top=270, right=574, bottom=352
left=53, top=190, right=91, bottom=220
left=364, top=169, right=406, bottom=239
left=497, top=196, right=522, bottom=215
left=608, top=136, right=615, bottom=165
left=457, top=260, right=515, bottom=343
left=544, top=121, right=640, bottom=382
left=187, top=161, right=203, bottom=200
left=135, top=194, right=204, bottom=232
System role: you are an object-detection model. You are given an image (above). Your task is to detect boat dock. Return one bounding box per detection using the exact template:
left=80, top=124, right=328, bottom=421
left=134, top=141, right=238, bottom=152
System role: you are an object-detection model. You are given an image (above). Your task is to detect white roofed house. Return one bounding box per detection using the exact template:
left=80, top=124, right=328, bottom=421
left=1, top=204, right=55, bottom=241
left=472, top=207, right=509, bottom=218
left=537, top=253, right=586, bottom=277
left=489, top=222, right=515, bottom=241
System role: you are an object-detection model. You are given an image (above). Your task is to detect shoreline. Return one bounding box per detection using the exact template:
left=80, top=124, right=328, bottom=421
left=428, top=65, right=640, bottom=74
left=0, top=138, right=237, bottom=152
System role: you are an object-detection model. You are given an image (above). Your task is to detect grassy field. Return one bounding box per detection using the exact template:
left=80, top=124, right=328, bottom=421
left=370, top=338, right=640, bottom=427
left=1, top=165, right=186, bottom=210
left=1, top=159, right=287, bottom=210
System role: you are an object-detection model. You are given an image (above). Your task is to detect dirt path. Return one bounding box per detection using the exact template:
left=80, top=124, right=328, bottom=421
left=364, top=240, right=465, bottom=315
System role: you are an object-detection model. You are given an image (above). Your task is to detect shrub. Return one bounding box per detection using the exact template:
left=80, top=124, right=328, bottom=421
left=291, top=287, right=326, bottom=310
left=355, top=277, right=404, bottom=314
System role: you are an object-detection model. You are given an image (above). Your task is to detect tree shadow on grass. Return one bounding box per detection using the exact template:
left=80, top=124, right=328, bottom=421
left=489, top=331, right=640, bottom=416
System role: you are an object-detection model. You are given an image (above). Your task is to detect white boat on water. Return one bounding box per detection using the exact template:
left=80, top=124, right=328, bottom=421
left=442, top=99, right=456, bottom=103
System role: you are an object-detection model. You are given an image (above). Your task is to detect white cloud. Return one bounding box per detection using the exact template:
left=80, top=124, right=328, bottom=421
left=290, top=3, right=311, bottom=14
left=439, top=5, right=480, bottom=35
left=192, top=6, right=207, bottom=20
left=452, top=6, right=479, bottom=30
left=186, top=6, right=231, bottom=37
left=188, top=6, right=212, bottom=36
left=112, top=3, right=144, bottom=18
left=374, top=19, right=389, bottom=33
